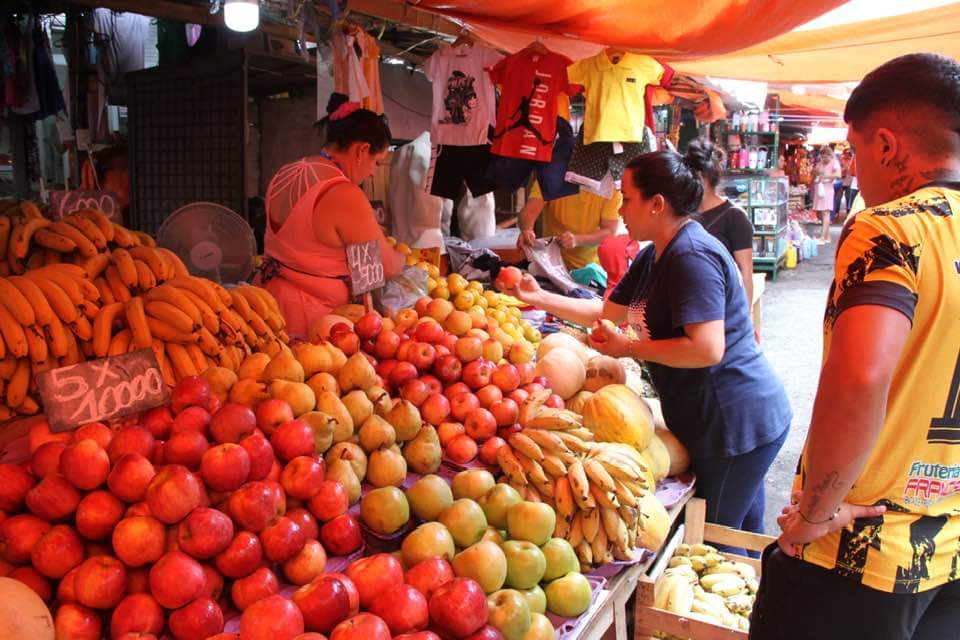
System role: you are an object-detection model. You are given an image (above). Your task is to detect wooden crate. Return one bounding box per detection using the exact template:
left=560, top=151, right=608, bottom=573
left=633, top=498, right=775, bottom=640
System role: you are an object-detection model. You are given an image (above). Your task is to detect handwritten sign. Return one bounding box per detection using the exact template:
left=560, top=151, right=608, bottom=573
left=48, top=190, right=122, bottom=223
left=36, top=349, right=170, bottom=433
left=347, top=240, right=385, bottom=296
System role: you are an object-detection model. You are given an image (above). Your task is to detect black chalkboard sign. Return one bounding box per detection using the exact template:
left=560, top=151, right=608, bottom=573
left=347, top=240, right=385, bottom=296
left=36, top=349, right=170, bottom=432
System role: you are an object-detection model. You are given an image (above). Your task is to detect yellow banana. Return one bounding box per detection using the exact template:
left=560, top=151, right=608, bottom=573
left=554, top=516, right=571, bottom=539
left=44, top=314, right=69, bottom=358
left=523, top=428, right=568, bottom=454
left=564, top=427, right=595, bottom=441
left=612, top=478, right=638, bottom=508
left=145, top=316, right=198, bottom=344
left=6, top=358, right=30, bottom=407
left=497, top=446, right=528, bottom=486
left=237, top=286, right=271, bottom=319
left=166, top=342, right=199, bottom=379
left=601, top=507, right=622, bottom=541
left=133, top=259, right=156, bottom=291
left=125, top=297, right=152, bottom=349
left=104, top=265, right=131, bottom=303
left=107, top=328, right=132, bottom=356
left=33, top=228, right=76, bottom=252
left=42, top=250, right=63, bottom=266
left=64, top=215, right=107, bottom=250
left=92, top=302, right=125, bottom=357
left=514, top=451, right=548, bottom=484
left=582, top=508, right=600, bottom=543
left=133, top=231, right=155, bottom=247
left=93, top=277, right=115, bottom=305
left=25, top=252, right=44, bottom=271
left=524, top=408, right=582, bottom=430
left=555, top=431, right=591, bottom=454
left=0, top=303, right=28, bottom=358
left=145, top=301, right=195, bottom=334
left=18, top=201, right=42, bottom=220
left=129, top=246, right=166, bottom=282
left=532, top=476, right=555, bottom=499
left=178, top=289, right=221, bottom=333
left=0, top=355, right=15, bottom=378
left=185, top=343, right=209, bottom=373
left=219, top=307, right=256, bottom=345
left=518, top=388, right=551, bottom=425
left=74, top=209, right=115, bottom=242
left=12, top=218, right=51, bottom=259
left=509, top=432, right=544, bottom=461
left=568, top=512, right=584, bottom=547
left=590, top=484, right=620, bottom=510
left=541, top=453, right=568, bottom=478
left=83, top=253, right=111, bottom=280
left=575, top=540, right=593, bottom=568
left=111, top=223, right=139, bottom=248
left=144, top=285, right=202, bottom=326
left=0, top=277, right=35, bottom=326
left=70, top=315, right=93, bottom=342
left=155, top=247, right=188, bottom=278
left=554, top=476, right=575, bottom=519
left=584, top=459, right=616, bottom=493
left=195, top=327, right=221, bottom=357
left=110, top=248, right=138, bottom=287
left=568, top=460, right=595, bottom=510
left=24, top=325, right=48, bottom=365
left=167, top=276, right=227, bottom=312
left=49, top=221, right=97, bottom=257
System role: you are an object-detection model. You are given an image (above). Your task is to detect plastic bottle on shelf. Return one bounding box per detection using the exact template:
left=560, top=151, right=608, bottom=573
left=749, top=112, right=759, bottom=131
left=731, top=110, right=741, bottom=131
left=758, top=110, right=769, bottom=132
left=758, top=147, right=768, bottom=170
left=748, top=146, right=759, bottom=170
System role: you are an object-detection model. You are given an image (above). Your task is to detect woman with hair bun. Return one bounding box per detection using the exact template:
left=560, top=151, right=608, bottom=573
left=686, top=137, right=755, bottom=306
left=501, top=151, right=791, bottom=547
left=260, top=93, right=405, bottom=337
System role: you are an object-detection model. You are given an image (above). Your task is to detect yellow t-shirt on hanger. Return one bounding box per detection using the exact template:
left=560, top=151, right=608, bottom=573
left=567, top=52, right=664, bottom=145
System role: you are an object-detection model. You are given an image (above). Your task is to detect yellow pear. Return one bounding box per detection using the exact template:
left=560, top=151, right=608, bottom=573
left=367, top=386, right=393, bottom=417
left=358, top=415, right=397, bottom=453
left=315, top=391, right=354, bottom=443
left=293, top=342, right=333, bottom=378
left=403, top=425, right=442, bottom=475
left=342, top=390, right=374, bottom=426
left=307, top=372, right=340, bottom=398
left=229, top=379, right=269, bottom=406
left=269, top=380, right=316, bottom=416
left=202, top=366, right=238, bottom=404
left=387, top=399, right=423, bottom=442
left=322, top=342, right=348, bottom=373
left=367, top=448, right=407, bottom=488
left=237, top=353, right=272, bottom=381
left=263, top=351, right=305, bottom=383
left=337, top=352, right=377, bottom=392
left=299, top=411, right=337, bottom=454
left=325, top=442, right=368, bottom=481
left=327, top=458, right=362, bottom=504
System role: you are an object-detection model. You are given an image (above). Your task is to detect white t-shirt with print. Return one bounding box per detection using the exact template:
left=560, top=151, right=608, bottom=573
left=424, top=44, right=502, bottom=147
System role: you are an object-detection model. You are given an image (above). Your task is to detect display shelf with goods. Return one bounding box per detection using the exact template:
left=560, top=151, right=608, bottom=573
left=718, top=175, right=790, bottom=280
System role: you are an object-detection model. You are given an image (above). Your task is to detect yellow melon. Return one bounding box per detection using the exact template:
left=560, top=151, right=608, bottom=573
left=656, top=428, right=690, bottom=476
left=583, top=355, right=627, bottom=392
left=581, top=384, right=655, bottom=450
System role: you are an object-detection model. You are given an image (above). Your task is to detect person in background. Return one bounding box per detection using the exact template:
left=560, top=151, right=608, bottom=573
left=752, top=53, right=960, bottom=639
left=686, top=138, right=755, bottom=307
left=503, top=150, right=791, bottom=547
left=516, top=180, right=622, bottom=271
left=834, top=148, right=859, bottom=224
left=813, top=146, right=842, bottom=243
left=259, top=94, right=404, bottom=338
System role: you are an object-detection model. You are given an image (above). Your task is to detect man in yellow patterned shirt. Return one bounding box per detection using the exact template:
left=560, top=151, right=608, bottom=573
left=751, top=53, right=960, bottom=638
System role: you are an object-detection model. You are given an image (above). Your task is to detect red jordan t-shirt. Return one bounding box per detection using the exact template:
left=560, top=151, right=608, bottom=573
left=488, top=50, right=574, bottom=162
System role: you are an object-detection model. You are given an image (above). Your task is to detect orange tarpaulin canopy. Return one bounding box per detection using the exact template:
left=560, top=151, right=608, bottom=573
left=409, top=0, right=847, bottom=58
left=671, top=2, right=960, bottom=82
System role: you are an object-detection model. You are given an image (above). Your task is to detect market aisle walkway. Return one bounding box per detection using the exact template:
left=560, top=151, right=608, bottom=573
left=759, top=227, right=839, bottom=535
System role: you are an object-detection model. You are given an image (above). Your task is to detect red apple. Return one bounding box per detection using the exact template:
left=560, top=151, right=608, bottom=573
left=414, top=322, right=444, bottom=345
left=75, top=555, right=127, bottom=609
left=293, top=573, right=354, bottom=633
left=149, top=550, right=205, bottom=609
left=142, top=406, right=175, bottom=439
left=108, top=453, right=156, bottom=503
left=355, top=312, right=383, bottom=340
left=26, top=474, right=81, bottom=521
left=490, top=364, right=520, bottom=392
left=395, top=633, right=442, bottom=640
left=241, top=432, right=275, bottom=481
left=401, top=379, right=432, bottom=407
left=532, top=376, right=549, bottom=387
left=420, top=375, right=443, bottom=396
left=178, top=507, right=234, bottom=559
left=370, top=583, right=429, bottom=634
left=172, top=376, right=215, bottom=414
left=272, top=420, right=315, bottom=462
left=376, top=358, right=399, bottom=381
left=373, top=330, right=401, bottom=360
left=428, top=578, right=488, bottom=639
left=107, top=426, right=156, bottom=464
left=255, top=399, right=295, bottom=436
left=462, top=360, right=495, bottom=390
left=408, top=342, right=437, bottom=370
left=110, top=593, right=164, bottom=638
left=331, top=613, right=391, bottom=640
left=209, top=403, right=258, bottom=444
left=464, top=626, right=507, bottom=640
left=475, top=385, right=503, bottom=409
left=506, top=389, right=529, bottom=406
left=126, top=567, right=150, bottom=594
left=545, top=394, right=565, bottom=409
left=495, top=266, right=522, bottom=290
left=171, top=406, right=213, bottom=437
left=420, top=394, right=451, bottom=426
left=28, top=420, right=70, bottom=455
left=329, top=322, right=353, bottom=337
left=146, top=465, right=204, bottom=524
left=31, top=524, right=84, bottom=578
left=308, top=480, right=350, bottom=522
left=240, top=594, right=304, bottom=640
left=214, top=531, right=263, bottom=579
left=444, top=382, right=471, bottom=401
left=281, top=456, right=325, bottom=500
left=320, top=514, right=362, bottom=556
left=169, top=597, right=225, bottom=640
left=478, top=437, right=506, bottom=466
left=201, top=563, right=224, bottom=600
left=10, top=566, right=52, bottom=602
left=31, top=441, right=65, bottom=478
left=328, top=572, right=361, bottom=614
left=229, top=481, right=284, bottom=533
left=346, top=553, right=404, bottom=609
left=464, top=408, right=497, bottom=442
left=330, top=330, right=360, bottom=356
left=60, top=439, right=110, bottom=490
left=496, top=424, right=522, bottom=441
left=440, top=332, right=459, bottom=353
left=283, top=538, right=327, bottom=585
left=73, top=422, right=113, bottom=449
left=489, top=399, right=519, bottom=427
left=405, top=557, right=455, bottom=599
left=434, top=344, right=452, bottom=359
left=450, top=392, right=481, bottom=422
left=446, top=434, right=478, bottom=465
left=414, top=297, right=431, bottom=317
left=164, top=430, right=210, bottom=471
left=0, top=513, right=50, bottom=563
left=112, top=516, right=165, bottom=567
left=389, top=362, right=419, bottom=388
left=287, top=507, right=319, bottom=540
left=201, top=443, right=251, bottom=493
left=433, top=355, right=462, bottom=384
left=55, top=603, right=102, bottom=640
left=515, top=363, right=535, bottom=385
left=261, top=516, right=306, bottom=562
left=232, top=566, right=280, bottom=610
left=437, top=422, right=466, bottom=447
left=522, top=383, right=545, bottom=395
left=396, top=341, right=413, bottom=364
left=75, top=490, right=125, bottom=540
left=57, top=566, right=80, bottom=602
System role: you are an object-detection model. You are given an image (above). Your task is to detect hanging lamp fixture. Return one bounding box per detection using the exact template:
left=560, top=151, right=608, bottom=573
left=224, top=0, right=259, bottom=32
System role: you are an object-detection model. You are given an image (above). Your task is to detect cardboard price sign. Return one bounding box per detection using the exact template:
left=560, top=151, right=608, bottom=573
left=36, top=349, right=170, bottom=432
left=48, top=190, right=122, bottom=222
left=347, top=240, right=385, bottom=296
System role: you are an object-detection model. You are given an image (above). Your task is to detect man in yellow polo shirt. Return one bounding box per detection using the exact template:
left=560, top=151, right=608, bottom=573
left=515, top=180, right=621, bottom=270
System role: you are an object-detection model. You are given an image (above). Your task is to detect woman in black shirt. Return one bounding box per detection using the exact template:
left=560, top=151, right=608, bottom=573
left=687, top=138, right=755, bottom=306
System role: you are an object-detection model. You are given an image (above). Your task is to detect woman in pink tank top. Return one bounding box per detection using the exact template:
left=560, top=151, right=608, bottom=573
left=260, top=95, right=405, bottom=338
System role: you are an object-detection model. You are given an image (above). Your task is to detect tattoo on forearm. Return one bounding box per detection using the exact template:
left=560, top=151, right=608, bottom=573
left=806, top=470, right=844, bottom=519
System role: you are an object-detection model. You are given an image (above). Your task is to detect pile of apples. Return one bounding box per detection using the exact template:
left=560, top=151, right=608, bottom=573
left=0, top=375, right=367, bottom=640
left=330, top=305, right=562, bottom=470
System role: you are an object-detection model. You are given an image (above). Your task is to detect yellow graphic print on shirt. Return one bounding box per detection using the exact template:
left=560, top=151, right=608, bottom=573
left=796, top=184, right=960, bottom=593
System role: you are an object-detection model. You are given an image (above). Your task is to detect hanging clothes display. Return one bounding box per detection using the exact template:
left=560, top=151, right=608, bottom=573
left=31, top=23, right=65, bottom=119
left=357, top=31, right=383, bottom=114
left=644, top=62, right=674, bottom=130
left=10, top=17, right=39, bottom=116
left=0, top=20, right=27, bottom=109
left=331, top=30, right=370, bottom=104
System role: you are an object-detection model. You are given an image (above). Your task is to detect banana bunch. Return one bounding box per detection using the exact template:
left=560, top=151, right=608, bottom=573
left=497, top=389, right=667, bottom=569
left=652, top=543, right=757, bottom=634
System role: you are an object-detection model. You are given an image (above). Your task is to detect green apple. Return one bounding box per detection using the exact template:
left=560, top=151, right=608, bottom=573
left=405, top=474, right=453, bottom=521
left=506, top=502, right=556, bottom=546
left=438, top=498, right=488, bottom=548
left=520, top=585, right=546, bottom=614
left=545, top=572, right=592, bottom=617
left=401, top=521, right=456, bottom=567
left=452, top=540, right=507, bottom=594
left=360, top=486, right=410, bottom=534
left=540, top=538, right=580, bottom=582
left=479, top=484, right=523, bottom=529
left=487, top=589, right=532, bottom=640
left=452, top=469, right=496, bottom=501
left=522, top=613, right=554, bottom=640
left=502, top=540, right=546, bottom=590
left=481, top=526, right=505, bottom=546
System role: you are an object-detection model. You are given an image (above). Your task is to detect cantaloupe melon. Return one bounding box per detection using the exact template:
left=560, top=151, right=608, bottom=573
left=656, top=427, right=690, bottom=476
left=644, top=434, right=671, bottom=481
left=0, top=577, right=54, bottom=640
left=583, top=355, right=627, bottom=392
left=536, top=332, right=590, bottom=364
left=534, top=348, right=586, bottom=399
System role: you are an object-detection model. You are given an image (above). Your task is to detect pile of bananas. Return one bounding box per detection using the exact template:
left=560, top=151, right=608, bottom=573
left=497, top=389, right=670, bottom=569
left=653, top=543, right=758, bottom=636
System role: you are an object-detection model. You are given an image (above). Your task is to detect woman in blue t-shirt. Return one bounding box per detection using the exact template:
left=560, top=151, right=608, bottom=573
left=503, top=150, right=791, bottom=543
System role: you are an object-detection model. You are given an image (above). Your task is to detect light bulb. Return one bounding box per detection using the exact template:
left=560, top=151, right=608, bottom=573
left=224, top=0, right=259, bottom=32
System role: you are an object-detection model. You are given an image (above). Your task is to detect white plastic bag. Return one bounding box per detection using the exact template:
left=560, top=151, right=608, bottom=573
left=523, top=238, right=579, bottom=294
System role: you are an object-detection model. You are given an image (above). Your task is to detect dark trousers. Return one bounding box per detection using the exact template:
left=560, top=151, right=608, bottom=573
left=834, top=185, right=858, bottom=219
left=690, top=428, right=788, bottom=557
left=750, top=545, right=960, bottom=639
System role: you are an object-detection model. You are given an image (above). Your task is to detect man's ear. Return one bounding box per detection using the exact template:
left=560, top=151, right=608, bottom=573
left=876, top=128, right=899, bottom=167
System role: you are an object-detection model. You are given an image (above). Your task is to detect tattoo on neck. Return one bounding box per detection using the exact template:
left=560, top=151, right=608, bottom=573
left=889, top=167, right=960, bottom=199
left=892, top=154, right=910, bottom=173
left=889, top=175, right=918, bottom=198
left=919, top=168, right=960, bottom=183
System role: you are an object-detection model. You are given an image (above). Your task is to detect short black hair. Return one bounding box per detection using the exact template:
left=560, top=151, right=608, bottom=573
left=845, top=53, right=960, bottom=154
left=317, top=93, right=392, bottom=153
left=684, top=137, right=724, bottom=188
left=626, top=151, right=704, bottom=217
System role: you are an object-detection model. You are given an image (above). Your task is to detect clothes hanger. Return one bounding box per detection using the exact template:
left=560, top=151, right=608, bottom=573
left=451, top=28, right=474, bottom=49
left=524, top=36, right=548, bottom=55
left=605, top=47, right=625, bottom=63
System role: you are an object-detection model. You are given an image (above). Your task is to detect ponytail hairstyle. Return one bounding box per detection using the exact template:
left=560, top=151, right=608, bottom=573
left=316, top=93, right=392, bottom=153
left=683, top=137, right=725, bottom=188
left=626, top=151, right=704, bottom=218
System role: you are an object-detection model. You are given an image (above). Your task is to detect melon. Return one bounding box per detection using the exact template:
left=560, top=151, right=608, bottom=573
left=583, top=355, right=627, bottom=392
left=644, top=434, right=671, bottom=481
left=536, top=332, right=590, bottom=364
left=635, top=491, right=671, bottom=552
left=581, top=384, right=655, bottom=450
left=656, top=428, right=690, bottom=476
left=0, top=577, right=53, bottom=640
left=534, top=348, right=586, bottom=399
left=565, top=390, right=593, bottom=415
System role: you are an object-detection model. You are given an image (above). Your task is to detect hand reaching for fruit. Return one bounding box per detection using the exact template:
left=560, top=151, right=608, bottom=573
left=495, top=268, right=541, bottom=304
left=588, top=319, right=632, bottom=358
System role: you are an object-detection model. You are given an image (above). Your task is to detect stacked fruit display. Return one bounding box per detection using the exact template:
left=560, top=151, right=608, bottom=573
left=653, top=543, right=758, bottom=635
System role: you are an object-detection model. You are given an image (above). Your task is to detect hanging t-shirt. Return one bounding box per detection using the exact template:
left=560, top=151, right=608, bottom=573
left=488, top=50, right=573, bottom=162
left=567, top=52, right=664, bottom=145
left=424, top=44, right=502, bottom=147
